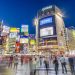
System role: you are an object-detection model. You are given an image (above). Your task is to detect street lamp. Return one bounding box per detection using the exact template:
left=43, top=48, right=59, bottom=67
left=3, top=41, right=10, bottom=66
left=33, top=17, right=39, bottom=54
left=33, top=18, right=38, bottom=26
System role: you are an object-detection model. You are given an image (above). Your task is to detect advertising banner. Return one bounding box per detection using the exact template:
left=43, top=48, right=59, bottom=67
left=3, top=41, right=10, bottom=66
left=10, top=28, right=19, bottom=32
left=40, top=27, right=53, bottom=37
left=15, top=42, right=20, bottom=53
left=9, top=32, right=17, bottom=38
left=29, top=39, right=36, bottom=45
left=3, top=25, right=10, bottom=33
left=20, top=35, right=29, bottom=44
left=38, top=16, right=56, bottom=38
left=39, top=16, right=54, bottom=27
left=40, top=17, right=52, bottom=25
left=21, top=25, right=28, bottom=32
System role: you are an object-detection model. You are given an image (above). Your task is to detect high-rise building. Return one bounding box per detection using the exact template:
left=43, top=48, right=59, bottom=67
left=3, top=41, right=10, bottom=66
left=65, top=27, right=75, bottom=51
left=36, top=5, right=66, bottom=53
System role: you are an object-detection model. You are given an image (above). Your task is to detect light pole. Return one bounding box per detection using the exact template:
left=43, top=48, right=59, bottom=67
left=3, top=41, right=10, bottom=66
left=33, top=17, right=39, bottom=54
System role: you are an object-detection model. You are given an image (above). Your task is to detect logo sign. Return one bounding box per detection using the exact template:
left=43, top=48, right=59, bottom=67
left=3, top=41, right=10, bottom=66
left=40, top=17, right=52, bottom=25
left=42, top=6, right=52, bottom=11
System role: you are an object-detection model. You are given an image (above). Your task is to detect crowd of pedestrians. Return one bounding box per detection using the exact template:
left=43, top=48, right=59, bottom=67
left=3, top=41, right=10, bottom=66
left=30, top=55, right=75, bottom=75
left=0, top=55, right=75, bottom=75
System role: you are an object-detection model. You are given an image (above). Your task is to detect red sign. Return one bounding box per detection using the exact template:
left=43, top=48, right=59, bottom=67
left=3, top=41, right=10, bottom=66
left=15, top=42, right=20, bottom=53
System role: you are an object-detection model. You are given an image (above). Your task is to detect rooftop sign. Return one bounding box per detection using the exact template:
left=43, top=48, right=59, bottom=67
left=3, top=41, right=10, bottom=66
left=42, top=6, right=52, bottom=11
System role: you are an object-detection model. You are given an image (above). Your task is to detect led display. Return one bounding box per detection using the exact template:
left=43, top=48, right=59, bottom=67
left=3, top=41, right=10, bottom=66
left=40, top=27, right=53, bottom=37
left=40, top=17, right=52, bottom=25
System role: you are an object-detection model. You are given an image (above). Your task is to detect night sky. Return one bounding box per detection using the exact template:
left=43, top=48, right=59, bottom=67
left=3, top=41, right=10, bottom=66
left=0, top=0, right=75, bottom=34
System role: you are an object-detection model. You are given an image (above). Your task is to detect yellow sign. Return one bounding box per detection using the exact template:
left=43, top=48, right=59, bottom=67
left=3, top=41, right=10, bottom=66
left=10, top=28, right=19, bottom=32
left=30, top=39, right=36, bottom=45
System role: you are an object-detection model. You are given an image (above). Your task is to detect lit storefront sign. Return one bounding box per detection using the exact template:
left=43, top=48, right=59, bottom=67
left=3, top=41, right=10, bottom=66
left=21, top=25, right=28, bottom=32
left=20, top=36, right=29, bottom=44
left=30, top=39, right=36, bottom=45
left=40, top=27, right=53, bottom=37
left=9, top=33, right=17, bottom=38
left=40, top=17, right=52, bottom=25
left=10, top=28, right=19, bottom=32
left=15, top=42, right=20, bottom=53
left=3, top=25, right=10, bottom=33
left=39, top=45, right=58, bottom=49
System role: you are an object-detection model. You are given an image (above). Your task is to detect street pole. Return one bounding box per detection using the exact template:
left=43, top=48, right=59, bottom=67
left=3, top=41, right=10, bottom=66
left=34, top=17, right=39, bottom=55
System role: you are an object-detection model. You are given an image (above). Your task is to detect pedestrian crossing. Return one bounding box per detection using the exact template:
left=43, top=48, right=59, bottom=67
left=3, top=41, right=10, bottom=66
left=7, top=61, right=72, bottom=75
left=3, top=58, right=73, bottom=75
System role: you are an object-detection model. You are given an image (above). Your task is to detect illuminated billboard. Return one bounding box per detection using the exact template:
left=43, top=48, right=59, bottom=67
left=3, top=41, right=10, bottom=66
left=9, top=33, right=17, bottom=38
left=21, top=25, right=28, bottom=32
left=10, top=28, right=19, bottom=32
left=20, top=38, right=28, bottom=44
left=3, top=25, right=10, bottom=33
left=20, top=36, right=28, bottom=44
left=40, top=27, right=53, bottom=37
left=15, top=42, right=20, bottom=53
left=40, top=17, right=52, bottom=25
left=30, top=39, right=36, bottom=45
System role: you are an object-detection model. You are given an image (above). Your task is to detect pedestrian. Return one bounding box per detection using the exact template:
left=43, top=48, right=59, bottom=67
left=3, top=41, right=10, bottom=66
left=21, top=55, right=24, bottom=66
left=53, top=56, right=59, bottom=75
left=32, top=57, right=37, bottom=75
left=68, top=57, right=74, bottom=75
left=29, top=57, right=33, bottom=75
left=14, top=55, right=18, bottom=69
left=44, top=57, right=49, bottom=75
left=39, top=56, right=42, bottom=66
left=9, top=55, right=13, bottom=68
left=60, top=55, right=67, bottom=74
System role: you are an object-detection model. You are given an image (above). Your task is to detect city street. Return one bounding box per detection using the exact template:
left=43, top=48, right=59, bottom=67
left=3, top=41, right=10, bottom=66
left=0, top=58, right=73, bottom=75
left=0, top=0, right=75, bottom=75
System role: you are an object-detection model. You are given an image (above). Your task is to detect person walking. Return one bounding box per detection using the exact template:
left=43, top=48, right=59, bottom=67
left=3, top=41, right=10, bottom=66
left=53, top=56, right=59, bottom=75
left=32, top=57, right=37, bottom=75
left=44, top=57, right=49, bottom=75
left=60, top=55, right=67, bottom=74
left=14, top=55, right=18, bottom=69
left=9, top=55, right=13, bottom=68
left=68, top=57, right=74, bottom=75
left=29, top=57, right=33, bottom=75
left=21, top=55, right=24, bottom=66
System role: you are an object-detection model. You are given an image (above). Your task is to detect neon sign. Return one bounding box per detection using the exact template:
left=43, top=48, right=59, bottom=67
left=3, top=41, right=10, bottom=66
left=42, top=6, right=52, bottom=11
left=40, top=17, right=52, bottom=25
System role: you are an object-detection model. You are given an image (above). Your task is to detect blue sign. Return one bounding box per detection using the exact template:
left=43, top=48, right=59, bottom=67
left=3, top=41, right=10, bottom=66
left=40, top=17, right=52, bottom=25
left=20, top=35, right=28, bottom=38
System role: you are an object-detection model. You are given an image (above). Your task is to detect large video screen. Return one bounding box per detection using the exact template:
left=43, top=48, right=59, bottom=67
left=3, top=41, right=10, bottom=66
left=20, top=38, right=28, bottom=44
left=40, top=27, right=53, bottom=37
left=40, top=17, right=52, bottom=25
